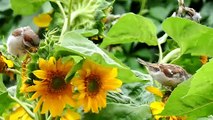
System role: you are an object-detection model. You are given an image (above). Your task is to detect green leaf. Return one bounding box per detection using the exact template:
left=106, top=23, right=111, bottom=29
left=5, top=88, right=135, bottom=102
left=83, top=103, right=152, bottom=120
left=73, top=29, right=99, bottom=37
left=0, top=92, right=15, bottom=115
left=161, top=59, right=213, bottom=118
left=149, top=6, right=170, bottom=21
left=0, top=75, right=6, bottom=94
left=160, top=80, right=191, bottom=116
left=57, top=31, right=144, bottom=83
left=100, top=13, right=157, bottom=48
left=162, top=17, right=213, bottom=57
left=172, top=54, right=202, bottom=74
left=10, top=0, right=46, bottom=15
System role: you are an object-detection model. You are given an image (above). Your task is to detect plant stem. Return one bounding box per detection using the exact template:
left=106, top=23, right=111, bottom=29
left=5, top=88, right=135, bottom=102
left=157, top=42, right=163, bottom=63
left=157, top=33, right=168, bottom=63
left=56, top=1, right=68, bottom=41
left=9, top=94, right=35, bottom=119
left=161, top=48, right=181, bottom=63
left=67, top=0, right=72, bottom=30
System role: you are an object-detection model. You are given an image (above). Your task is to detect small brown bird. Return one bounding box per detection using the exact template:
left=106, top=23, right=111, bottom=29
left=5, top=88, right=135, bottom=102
left=7, top=26, right=40, bottom=57
left=137, top=58, right=191, bottom=88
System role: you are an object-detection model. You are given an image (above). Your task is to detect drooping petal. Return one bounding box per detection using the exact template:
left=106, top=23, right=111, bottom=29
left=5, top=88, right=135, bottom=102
left=33, top=70, right=48, bottom=79
left=146, top=86, right=163, bottom=98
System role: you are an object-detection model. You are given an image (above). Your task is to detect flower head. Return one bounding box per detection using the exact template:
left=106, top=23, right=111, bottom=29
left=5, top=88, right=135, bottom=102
left=26, top=57, right=75, bottom=117
left=72, top=59, right=122, bottom=113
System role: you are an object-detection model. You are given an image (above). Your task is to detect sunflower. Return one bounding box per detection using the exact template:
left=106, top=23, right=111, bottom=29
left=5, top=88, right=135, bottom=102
left=72, top=59, right=122, bottom=113
left=26, top=57, right=75, bottom=117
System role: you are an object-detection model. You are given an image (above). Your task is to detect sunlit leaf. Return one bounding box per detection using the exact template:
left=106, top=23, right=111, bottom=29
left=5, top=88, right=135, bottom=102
left=56, top=31, right=144, bottom=83
left=162, top=17, right=213, bottom=57
left=100, top=13, right=157, bottom=48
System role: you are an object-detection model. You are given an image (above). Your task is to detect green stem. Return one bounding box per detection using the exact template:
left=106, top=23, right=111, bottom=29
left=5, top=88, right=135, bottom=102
left=56, top=1, right=68, bottom=41
left=157, top=33, right=168, bottom=63
left=157, top=42, right=163, bottom=63
left=9, top=95, right=35, bottom=119
left=56, top=1, right=66, bottom=19
left=161, top=48, right=181, bottom=63
left=67, top=0, right=72, bottom=30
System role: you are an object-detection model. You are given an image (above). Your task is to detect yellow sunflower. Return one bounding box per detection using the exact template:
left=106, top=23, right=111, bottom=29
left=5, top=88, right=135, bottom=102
left=26, top=57, right=75, bottom=117
left=72, top=59, right=122, bottom=113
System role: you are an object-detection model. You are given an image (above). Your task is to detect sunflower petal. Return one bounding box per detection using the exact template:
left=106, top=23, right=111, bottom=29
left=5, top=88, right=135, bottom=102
left=33, top=70, right=48, bottom=79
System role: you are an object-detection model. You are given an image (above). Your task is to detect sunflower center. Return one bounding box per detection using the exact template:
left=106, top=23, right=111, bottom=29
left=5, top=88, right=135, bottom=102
left=86, top=75, right=101, bottom=95
left=50, top=76, right=66, bottom=91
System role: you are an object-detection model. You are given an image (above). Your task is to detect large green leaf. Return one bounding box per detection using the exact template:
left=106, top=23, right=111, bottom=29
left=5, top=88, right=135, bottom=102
left=0, top=92, right=15, bottom=115
left=161, top=59, right=213, bottom=118
left=162, top=17, right=213, bottom=57
left=100, top=13, right=157, bottom=48
left=83, top=103, right=152, bottom=120
left=56, top=31, right=144, bottom=83
left=10, top=0, right=46, bottom=15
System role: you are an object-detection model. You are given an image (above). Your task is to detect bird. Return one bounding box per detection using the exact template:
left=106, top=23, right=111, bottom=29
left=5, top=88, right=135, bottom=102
left=137, top=58, right=191, bottom=89
left=7, top=26, right=40, bottom=57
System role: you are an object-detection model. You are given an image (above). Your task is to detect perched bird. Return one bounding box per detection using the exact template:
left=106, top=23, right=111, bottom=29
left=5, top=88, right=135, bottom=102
left=7, top=26, right=40, bottom=57
left=137, top=58, right=191, bottom=88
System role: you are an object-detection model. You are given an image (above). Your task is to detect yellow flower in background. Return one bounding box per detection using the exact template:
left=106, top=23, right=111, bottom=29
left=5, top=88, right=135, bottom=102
left=145, top=86, right=163, bottom=98
left=72, top=59, right=122, bottom=113
left=8, top=104, right=32, bottom=120
left=60, top=110, right=81, bottom=120
left=26, top=57, right=75, bottom=117
left=200, top=56, right=208, bottom=64
left=1, top=55, right=13, bottom=68
left=33, top=13, right=52, bottom=27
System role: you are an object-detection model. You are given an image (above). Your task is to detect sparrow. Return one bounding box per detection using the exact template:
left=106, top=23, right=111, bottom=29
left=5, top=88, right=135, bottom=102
left=137, top=58, right=191, bottom=88
left=7, top=26, right=40, bottom=57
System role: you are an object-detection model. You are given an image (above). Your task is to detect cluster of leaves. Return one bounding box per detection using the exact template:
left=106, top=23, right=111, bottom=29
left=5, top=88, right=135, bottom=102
left=0, top=0, right=213, bottom=120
